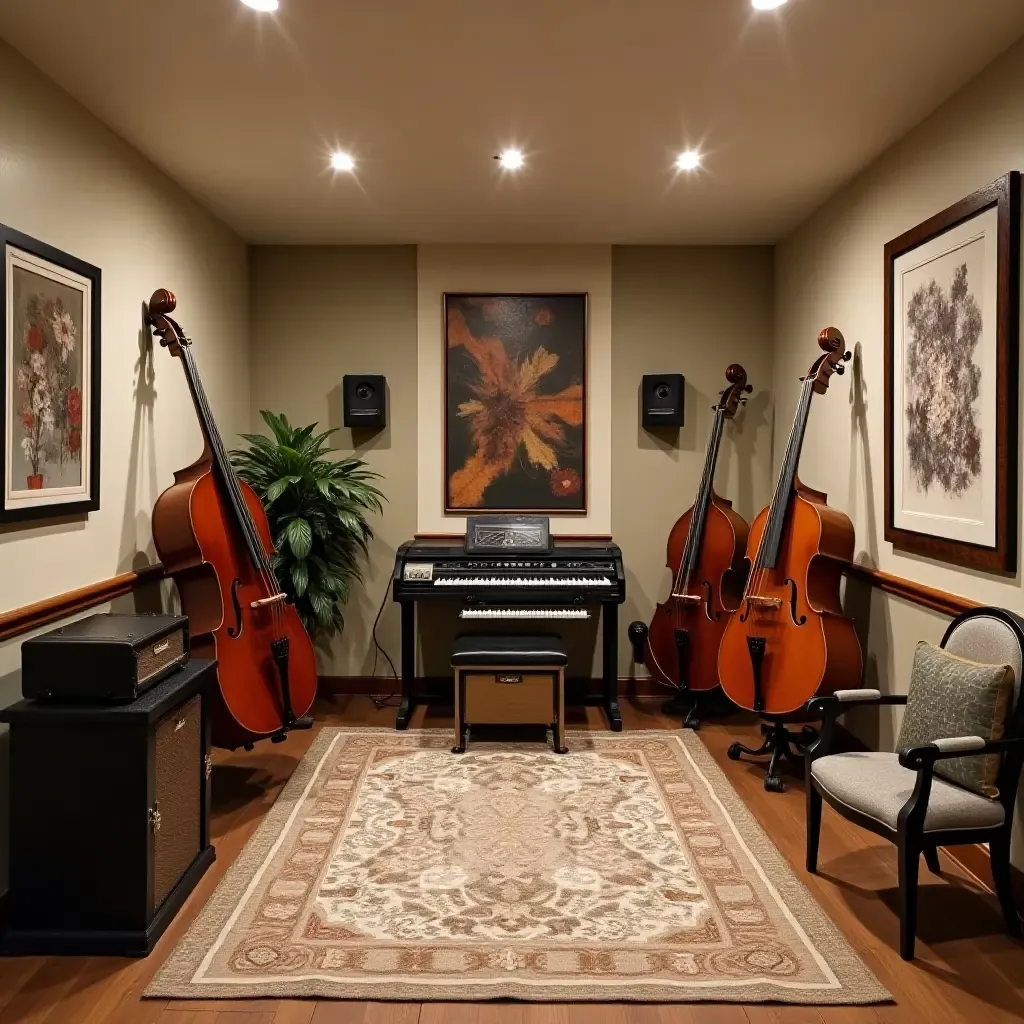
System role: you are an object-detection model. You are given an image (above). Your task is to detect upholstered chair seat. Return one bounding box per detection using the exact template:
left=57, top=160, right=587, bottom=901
left=811, top=751, right=1006, bottom=832
left=804, top=607, right=1024, bottom=961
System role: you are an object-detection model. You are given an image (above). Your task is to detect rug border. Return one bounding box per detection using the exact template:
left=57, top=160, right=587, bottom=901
left=146, top=728, right=891, bottom=1004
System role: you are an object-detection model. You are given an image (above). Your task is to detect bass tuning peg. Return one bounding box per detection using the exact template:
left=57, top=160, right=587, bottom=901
left=835, top=364, right=845, bottom=376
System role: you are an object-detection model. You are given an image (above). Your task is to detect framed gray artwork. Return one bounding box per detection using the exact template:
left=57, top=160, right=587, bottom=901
left=884, top=173, right=1019, bottom=572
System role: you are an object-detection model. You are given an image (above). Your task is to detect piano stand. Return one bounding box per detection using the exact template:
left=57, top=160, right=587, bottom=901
left=396, top=599, right=416, bottom=730
left=395, top=599, right=622, bottom=732
left=602, top=602, right=622, bottom=731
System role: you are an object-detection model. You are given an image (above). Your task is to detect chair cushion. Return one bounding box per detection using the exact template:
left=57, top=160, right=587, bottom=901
left=897, top=641, right=1013, bottom=798
left=811, top=752, right=1006, bottom=833
left=451, top=634, right=568, bottom=666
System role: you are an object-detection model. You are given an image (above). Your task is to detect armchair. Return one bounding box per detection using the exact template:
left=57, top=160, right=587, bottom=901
left=804, top=606, right=1024, bottom=960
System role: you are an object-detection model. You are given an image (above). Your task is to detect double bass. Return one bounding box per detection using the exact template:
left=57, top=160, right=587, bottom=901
left=718, top=328, right=862, bottom=791
left=148, top=290, right=317, bottom=750
left=643, top=364, right=752, bottom=728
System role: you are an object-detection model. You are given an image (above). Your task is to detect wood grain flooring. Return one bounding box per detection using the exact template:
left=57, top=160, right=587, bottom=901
left=0, top=696, right=1021, bottom=1024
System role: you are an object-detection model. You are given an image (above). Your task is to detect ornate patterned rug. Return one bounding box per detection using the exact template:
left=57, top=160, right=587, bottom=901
left=148, top=729, right=889, bottom=1004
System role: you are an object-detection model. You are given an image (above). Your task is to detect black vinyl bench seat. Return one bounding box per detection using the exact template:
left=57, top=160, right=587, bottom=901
left=450, top=635, right=569, bottom=667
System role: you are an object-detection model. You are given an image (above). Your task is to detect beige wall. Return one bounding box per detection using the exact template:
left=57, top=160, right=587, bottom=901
left=612, top=246, right=775, bottom=676
left=249, top=244, right=775, bottom=679
left=774, top=36, right=1024, bottom=865
left=0, top=41, right=249, bottom=891
left=249, top=246, right=418, bottom=678
left=416, top=245, right=613, bottom=536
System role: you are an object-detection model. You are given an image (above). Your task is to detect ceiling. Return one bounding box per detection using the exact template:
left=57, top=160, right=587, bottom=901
left=2, top=0, right=1023, bottom=245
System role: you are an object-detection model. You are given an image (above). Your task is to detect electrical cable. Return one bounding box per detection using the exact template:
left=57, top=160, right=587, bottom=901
left=367, top=581, right=401, bottom=708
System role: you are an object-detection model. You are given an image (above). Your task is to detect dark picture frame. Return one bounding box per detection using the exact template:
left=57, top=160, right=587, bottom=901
left=883, top=173, right=1020, bottom=572
left=444, top=293, right=587, bottom=515
left=1, top=223, right=101, bottom=522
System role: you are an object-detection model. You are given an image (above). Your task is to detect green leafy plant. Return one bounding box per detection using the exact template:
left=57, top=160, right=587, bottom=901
left=230, top=410, right=385, bottom=639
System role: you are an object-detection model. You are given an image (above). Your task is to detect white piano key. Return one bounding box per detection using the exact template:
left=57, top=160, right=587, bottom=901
left=458, top=607, right=591, bottom=620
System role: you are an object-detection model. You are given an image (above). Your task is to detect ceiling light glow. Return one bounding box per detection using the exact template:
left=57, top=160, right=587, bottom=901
left=330, top=151, right=356, bottom=173
left=496, top=148, right=525, bottom=171
left=240, top=0, right=279, bottom=11
left=675, top=150, right=702, bottom=172
left=751, top=0, right=788, bottom=9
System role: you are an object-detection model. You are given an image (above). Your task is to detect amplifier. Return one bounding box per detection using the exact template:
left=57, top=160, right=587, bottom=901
left=22, top=613, right=189, bottom=703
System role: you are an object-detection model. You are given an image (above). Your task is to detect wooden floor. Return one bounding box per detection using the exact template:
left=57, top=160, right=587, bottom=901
left=0, top=696, right=1022, bottom=1024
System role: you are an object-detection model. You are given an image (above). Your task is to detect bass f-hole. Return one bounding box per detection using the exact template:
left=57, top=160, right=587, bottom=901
left=700, top=581, right=721, bottom=621
left=783, top=578, right=806, bottom=625
left=227, top=578, right=244, bottom=638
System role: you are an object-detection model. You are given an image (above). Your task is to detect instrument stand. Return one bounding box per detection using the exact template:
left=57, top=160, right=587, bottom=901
left=663, top=689, right=703, bottom=730
left=727, top=719, right=818, bottom=792
left=267, top=637, right=315, bottom=744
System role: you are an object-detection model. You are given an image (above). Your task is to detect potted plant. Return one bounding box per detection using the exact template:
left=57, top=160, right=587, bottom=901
left=230, top=411, right=385, bottom=640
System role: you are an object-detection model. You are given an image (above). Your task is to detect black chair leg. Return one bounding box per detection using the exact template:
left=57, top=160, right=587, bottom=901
left=923, top=844, right=941, bottom=875
left=990, top=832, right=1023, bottom=938
left=806, top=781, right=822, bottom=873
left=898, top=833, right=920, bottom=960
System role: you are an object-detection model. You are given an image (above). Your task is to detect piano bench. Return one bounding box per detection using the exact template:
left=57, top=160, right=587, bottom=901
left=451, top=635, right=568, bottom=755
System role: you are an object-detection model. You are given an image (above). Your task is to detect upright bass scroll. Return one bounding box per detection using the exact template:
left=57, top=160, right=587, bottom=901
left=148, top=289, right=317, bottom=750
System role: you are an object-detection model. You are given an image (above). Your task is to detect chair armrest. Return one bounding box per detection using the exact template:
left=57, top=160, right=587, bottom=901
left=804, top=691, right=907, bottom=762
left=807, top=690, right=907, bottom=720
left=899, top=735, right=1024, bottom=770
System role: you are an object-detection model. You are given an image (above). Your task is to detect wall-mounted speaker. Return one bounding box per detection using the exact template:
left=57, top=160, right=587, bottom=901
left=641, top=374, right=684, bottom=429
left=343, top=374, right=386, bottom=428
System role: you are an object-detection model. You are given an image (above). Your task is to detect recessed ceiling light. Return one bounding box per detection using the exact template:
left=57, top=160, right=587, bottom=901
left=330, top=151, right=356, bottom=173
left=751, top=0, right=788, bottom=9
left=240, top=0, right=279, bottom=10
left=496, top=148, right=525, bottom=172
left=675, top=150, right=702, bottom=172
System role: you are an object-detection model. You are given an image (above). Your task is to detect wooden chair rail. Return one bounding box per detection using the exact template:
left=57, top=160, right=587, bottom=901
left=844, top=563, right=981, bottom=618
left=0, top=563, right=165, bottom=644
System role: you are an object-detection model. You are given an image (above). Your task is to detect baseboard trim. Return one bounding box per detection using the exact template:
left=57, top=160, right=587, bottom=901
left=940, top=842, right=1024, bottom=909
left=318, top=675, right=680, bottom=698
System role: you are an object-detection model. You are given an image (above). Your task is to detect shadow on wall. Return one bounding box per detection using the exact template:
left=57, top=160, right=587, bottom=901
left=117, top=311, right=160, bottom=576
left=730, top=388, right=770, bottom=525
left=843, top=340, right=890, bottom=749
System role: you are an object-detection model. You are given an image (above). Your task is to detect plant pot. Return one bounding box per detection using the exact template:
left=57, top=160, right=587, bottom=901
left=27, top=474, right=43, bottom=490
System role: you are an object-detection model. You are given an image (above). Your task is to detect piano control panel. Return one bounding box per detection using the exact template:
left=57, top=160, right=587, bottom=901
left=393, top=540, right=624, bottom=604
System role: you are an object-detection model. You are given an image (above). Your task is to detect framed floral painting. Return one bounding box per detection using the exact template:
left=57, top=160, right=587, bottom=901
left=2, top=224, right=101, bottom=522
left=444, top=293, right=586, bottom=513
left=884, top=173, right=1019, bottom=572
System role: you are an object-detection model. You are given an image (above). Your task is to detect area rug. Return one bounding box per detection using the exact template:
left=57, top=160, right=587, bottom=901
left=148, top=728, right=889, bottom=1004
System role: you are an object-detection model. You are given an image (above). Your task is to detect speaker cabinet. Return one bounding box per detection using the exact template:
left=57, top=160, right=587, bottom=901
left=0, top=660, right=216, bottom=955
left=343, top=374, right=386, bottom=428
left=642, top=374, right=684, bottom=428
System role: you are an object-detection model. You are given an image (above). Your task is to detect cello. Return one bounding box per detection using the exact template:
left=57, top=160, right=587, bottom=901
left=642, top=364, right=752, bottom=728
left=147, top=289, right=317, bottom=750
left=718, top=328, right=862, bottom=791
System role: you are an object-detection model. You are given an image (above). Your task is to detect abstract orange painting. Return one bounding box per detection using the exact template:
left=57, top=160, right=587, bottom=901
left=444, top=293, right=586, bottom=513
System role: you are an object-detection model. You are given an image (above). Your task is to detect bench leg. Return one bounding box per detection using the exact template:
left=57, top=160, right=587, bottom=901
left=451, top=669, right=466, bottom=753
left=554, top=667, right=568, bottom=753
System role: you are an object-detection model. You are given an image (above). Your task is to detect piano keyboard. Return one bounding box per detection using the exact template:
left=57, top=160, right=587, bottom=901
left=437, top=576, right=612, bottom=588
left=459, top=607, right=591, bottom=620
